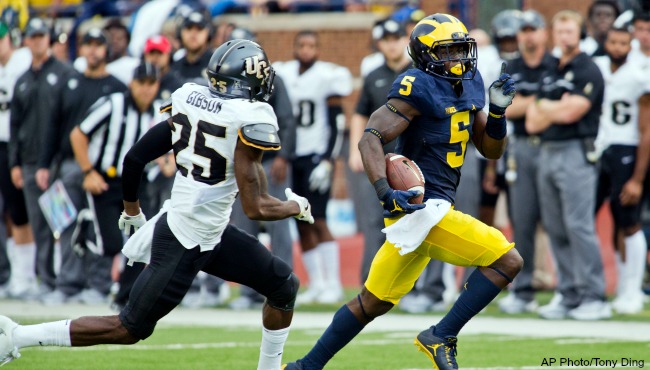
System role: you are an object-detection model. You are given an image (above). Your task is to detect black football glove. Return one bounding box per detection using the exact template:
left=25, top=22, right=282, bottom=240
left=379, top=189, right=426, bottom=218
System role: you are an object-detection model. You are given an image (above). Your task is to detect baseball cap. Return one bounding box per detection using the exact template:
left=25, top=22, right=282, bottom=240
left=182, top=11, right=209, bottom=29
left=0, top=22, right=8, bottom=38
left=407, top=9, right=426, bottom=25
left=132, top=62, right=160, bottom=81
left=372, top=19, right=406, bottom=41
left=520, top=10, right=546, bottom=30
left=144, top=35, right=171, bottom=54
left=81, top=28, right=107, bottom=45
left=25, top=17, right=49, bottom=37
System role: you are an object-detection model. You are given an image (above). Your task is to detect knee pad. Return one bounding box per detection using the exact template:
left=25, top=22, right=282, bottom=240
left=266, top=272, right=300, bottom=311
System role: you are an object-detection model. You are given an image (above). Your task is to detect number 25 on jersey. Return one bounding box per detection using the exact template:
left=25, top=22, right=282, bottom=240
left=172, top=113, right=228, bottom=185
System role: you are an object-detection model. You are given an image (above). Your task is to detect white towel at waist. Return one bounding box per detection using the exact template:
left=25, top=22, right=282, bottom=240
left=382, top=199, right=452, bottom=255
left=122, top=200, right=171, bottom=266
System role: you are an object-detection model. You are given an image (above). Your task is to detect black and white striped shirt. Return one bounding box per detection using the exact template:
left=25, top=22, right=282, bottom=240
left=79, top=92, right=157, bottom=178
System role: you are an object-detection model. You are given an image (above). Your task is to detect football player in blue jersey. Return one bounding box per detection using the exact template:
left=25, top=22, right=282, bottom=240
left=283, top=14, right=522, bottom=370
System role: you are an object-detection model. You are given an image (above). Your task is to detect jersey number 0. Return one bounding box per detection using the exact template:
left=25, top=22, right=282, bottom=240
left=172, top=113, right=228, bottom=185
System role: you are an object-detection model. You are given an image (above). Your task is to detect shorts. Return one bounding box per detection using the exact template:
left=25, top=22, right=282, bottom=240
left=0, top=143, right=29, bottom=226
left=365, top=207, right=514, bottom=304
left=291, top=154, right=330, bottom=219
left=119, top=213, right=293, bottom=339
left=596, top=145, right=641, bottom=228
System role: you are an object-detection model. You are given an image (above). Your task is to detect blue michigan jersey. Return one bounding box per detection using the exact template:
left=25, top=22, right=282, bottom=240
left=387, top=68, right=485, bottom=204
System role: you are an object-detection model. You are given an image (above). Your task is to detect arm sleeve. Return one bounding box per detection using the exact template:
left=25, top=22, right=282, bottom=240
left=323, top=103, right=344, bottom=159
left=269, top=76, right=296, bottom=159
left=122, top=120, right=174, bottom=202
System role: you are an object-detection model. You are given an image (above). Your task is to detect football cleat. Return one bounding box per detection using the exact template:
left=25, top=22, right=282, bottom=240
left=0, top=315, right=20, bottom=367
left=414, top=327, right=458, bottom=370
left=281, top=360, right=304, bottom=370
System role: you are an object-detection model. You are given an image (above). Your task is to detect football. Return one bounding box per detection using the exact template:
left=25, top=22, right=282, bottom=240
left=385, top=153, right=425, bottom=204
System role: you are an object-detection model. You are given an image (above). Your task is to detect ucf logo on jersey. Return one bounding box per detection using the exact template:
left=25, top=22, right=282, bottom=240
left=245, top=56, right=270, bottom=79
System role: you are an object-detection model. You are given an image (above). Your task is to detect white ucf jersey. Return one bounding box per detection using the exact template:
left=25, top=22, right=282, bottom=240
left=167, top=83, right=278, bottom=251
left=0, top=48, right=31, bottom=142
left=273, top=60, right=352, bottom=157
left=594, top=55, right=650, bottom=153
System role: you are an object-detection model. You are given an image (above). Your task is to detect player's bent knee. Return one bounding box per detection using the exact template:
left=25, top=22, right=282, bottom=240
left=266, top=272, right=300, bottom=311
left=500, top=249, right=523, bottom=275
left=359, top=288, right=393, bottom=319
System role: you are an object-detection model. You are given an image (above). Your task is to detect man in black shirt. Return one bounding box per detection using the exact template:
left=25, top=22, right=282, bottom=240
left=170, top=11, right=213, bottom=85
left=526, top=10, right=609, bottom=321
left=9, top=18, right=74, bottom=293
left=36, top=28, right=127, bottom=305
left=499, top=10, right=556, bottom=315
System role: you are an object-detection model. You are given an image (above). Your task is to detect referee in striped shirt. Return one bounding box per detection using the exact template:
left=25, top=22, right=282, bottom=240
left=69, top=62, right=160, bottom=301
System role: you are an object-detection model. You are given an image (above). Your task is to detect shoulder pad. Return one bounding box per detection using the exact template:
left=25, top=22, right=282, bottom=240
left=238, top=123, right=281, bottom=151
left=159, top=98, right=172, bottom=114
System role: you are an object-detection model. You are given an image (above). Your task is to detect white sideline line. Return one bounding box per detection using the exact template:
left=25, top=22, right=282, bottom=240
left=34, top=338, right=407, bottom=352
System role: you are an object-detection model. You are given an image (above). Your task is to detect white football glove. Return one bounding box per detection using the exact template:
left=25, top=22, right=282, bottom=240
left=488, top=62, right=516, bottom=109
left=285, top=188, right=314, bottom=224
left=118, top=209, right=147, bottom=236
left=308, top=160, right=332, bottom=194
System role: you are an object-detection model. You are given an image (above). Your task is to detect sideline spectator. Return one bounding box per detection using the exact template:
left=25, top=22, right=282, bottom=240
left=498, top=10, right=556, bottom=314
left=593, top=26, right=650, bottom=315
left=0, top=19, right=33, bottom=299
left=10, top=17, right=74, bottom=295
left=526, top=10, right=610, bottom=321
left=274, top=30, right=352, bottom=304
left=37, top=28, right=126, bottom=305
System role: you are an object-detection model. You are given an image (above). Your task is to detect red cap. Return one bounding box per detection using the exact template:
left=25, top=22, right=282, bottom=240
left=144, top=35, right=171, bottom=54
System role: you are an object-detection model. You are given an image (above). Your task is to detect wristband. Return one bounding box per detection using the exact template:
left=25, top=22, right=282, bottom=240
left=486, top=105, right=507, bottom=140
left=373, top=178, right=391, bottom=200
left=488, top=103, right=506, bottom=116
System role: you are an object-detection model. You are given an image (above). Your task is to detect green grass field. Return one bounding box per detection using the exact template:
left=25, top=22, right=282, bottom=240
left=4, top=289, right=650, bottom=369
left=11, top=326, right=649, bottom=370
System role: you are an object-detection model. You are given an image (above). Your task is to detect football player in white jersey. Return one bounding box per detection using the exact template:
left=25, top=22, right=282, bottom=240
left=0, top=40, right=314, bottom=370
left=593, top=26, right=650, bottom=314
left=0, top=19, right=35, bottom=299
left=273, top=30, right=353, bottom=304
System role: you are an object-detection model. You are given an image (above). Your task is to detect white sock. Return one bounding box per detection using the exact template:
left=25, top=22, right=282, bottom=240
left=257, top=327, right=290, bottom=370
left=14, top=320, right=72, bottom=349
left=10, top=242, right=36, bottom=283
left=301, top=249, right=325, bottom=291
left=624, top=230, right=647, bottom=297
left=6, top=238, right=14, bottom=259
left=614, top=252, right=626, bottom=298
left=317, top=241, right=341, bottom=290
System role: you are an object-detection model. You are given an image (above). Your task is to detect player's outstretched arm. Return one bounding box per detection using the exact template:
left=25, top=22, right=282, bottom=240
left=235, top=139, right=312, bottom=222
